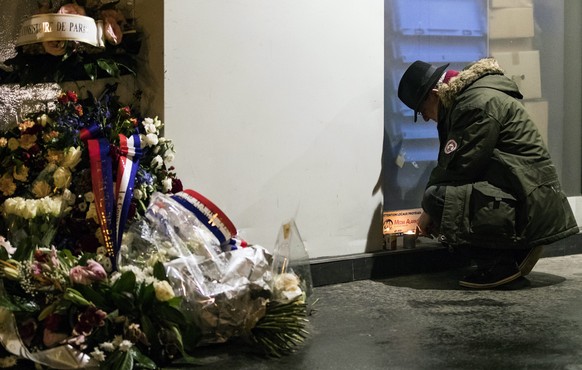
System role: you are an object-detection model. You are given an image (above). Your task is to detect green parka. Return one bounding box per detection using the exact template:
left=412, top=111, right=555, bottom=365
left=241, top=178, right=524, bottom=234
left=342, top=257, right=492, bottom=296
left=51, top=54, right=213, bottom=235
left=428, top=58, right=578, bottom=248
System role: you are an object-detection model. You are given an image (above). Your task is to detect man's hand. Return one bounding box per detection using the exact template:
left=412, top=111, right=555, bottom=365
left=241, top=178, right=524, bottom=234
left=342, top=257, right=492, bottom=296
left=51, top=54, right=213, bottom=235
left=417, top=211, right=437, bottom=237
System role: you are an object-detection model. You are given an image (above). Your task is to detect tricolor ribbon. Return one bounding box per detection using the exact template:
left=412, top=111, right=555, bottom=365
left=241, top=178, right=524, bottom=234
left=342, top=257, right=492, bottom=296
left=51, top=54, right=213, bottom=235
left=80, top=124, right=116, bottom=259
left=115, top=133, right=141, bottom=255
left=228, top=237, right=248, bottom=251
left=171, top=190, right=237, bottom=246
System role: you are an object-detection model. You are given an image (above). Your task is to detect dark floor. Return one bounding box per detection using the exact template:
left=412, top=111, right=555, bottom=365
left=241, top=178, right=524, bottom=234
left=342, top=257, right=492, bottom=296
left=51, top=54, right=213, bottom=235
left=192, top=253, right=582, bottom=370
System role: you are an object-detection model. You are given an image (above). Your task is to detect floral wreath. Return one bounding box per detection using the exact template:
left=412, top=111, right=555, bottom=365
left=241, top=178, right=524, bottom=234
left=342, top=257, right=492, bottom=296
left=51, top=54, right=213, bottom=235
left=0, top=85, right=181, bottom=257
left=1, top=0, right=140, bottom=84
left=0, top=86, right=310, bottom=369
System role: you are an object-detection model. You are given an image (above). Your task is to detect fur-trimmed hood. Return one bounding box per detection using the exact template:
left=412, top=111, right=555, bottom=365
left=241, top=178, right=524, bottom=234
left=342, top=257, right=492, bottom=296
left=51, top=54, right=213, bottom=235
left=437, top=58, right=505, bottom=108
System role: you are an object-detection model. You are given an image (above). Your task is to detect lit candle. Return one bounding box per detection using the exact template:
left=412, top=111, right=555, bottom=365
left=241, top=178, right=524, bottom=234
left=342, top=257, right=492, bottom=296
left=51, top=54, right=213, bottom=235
left=403, top=230, right=416, bottom=249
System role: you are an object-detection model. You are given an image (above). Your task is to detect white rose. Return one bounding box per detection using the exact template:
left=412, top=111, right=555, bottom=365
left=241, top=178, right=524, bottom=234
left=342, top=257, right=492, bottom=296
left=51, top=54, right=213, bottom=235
left=145, top=133, right=159, bottom=147
left=61, top=146, right=83, bottom=169
left=143, top=122, right=157, bottom=134
left=153, top=280, right=175, bottom=302
left=53, top=167, right=72, bottom=189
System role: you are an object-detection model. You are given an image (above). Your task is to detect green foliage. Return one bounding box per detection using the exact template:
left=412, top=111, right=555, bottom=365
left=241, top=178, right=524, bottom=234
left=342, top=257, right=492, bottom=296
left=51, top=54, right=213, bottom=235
left=250, top=299, right=310, bottom=357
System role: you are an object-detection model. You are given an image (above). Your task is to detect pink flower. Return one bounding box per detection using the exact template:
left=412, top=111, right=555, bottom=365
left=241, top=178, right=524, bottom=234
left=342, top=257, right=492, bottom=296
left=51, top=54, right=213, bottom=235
left=69, top=259, right=107, bottom=285
left=43, top=330, right=69, bottom=347
left=101, top=9, right=126, bottom=24
left=103, top=17, right=123, bottom=45
left=58, top=3, right=86, bottom=15
left=101, top=9, right=126, bottom=45
left=0, top=236, right=16, bottom=255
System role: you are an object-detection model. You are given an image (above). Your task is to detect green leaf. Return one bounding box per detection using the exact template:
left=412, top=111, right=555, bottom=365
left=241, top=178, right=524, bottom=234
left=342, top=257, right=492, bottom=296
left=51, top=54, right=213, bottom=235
left=131, top=347, right=157, bottom=369
left=0, top=293, right=37, bottom=313
left=111, top=292, right=135, bottom=313
left=140, top=314, right=156, bottom=349
left=83, top=63, right=98, bottom=81
left=119, top=350, right=134, bottom=370
left=63, top=288, right=92, bottom=306
left=138, top=282, right=155, bottom=307
left=101, top=350, right=135, bottom=370
left=168, top=323, right=186, bottom=355
left=57, top=249, right=77, bottom=267
left=152, top=261, right=166, bottom=281
left=181, top=322, right=202, bottom=351
left=75, top=284, right=109, bottom=309
left=155, top=304, right=186, bottom=325
left=112, top=271, right=136, bottom=294
left=97, top=59, right=120, bottom=77
left=166, top=296, right=183, bottom=309
left=38, top=300, right=58, bottom=321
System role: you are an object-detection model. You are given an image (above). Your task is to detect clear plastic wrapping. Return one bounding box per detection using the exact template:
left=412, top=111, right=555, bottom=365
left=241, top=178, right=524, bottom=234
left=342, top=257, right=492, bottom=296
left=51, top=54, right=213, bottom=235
left=118, top=192, right=273, bottom=344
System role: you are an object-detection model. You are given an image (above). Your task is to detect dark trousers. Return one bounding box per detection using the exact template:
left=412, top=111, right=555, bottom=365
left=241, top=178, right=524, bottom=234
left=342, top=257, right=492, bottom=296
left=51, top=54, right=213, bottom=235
left=422, top=185, right=521, bottom=268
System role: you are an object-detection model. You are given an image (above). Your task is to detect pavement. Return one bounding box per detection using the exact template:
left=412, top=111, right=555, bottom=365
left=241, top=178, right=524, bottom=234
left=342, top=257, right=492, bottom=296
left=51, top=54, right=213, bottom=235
left=193, top=253, right=582, bottom=370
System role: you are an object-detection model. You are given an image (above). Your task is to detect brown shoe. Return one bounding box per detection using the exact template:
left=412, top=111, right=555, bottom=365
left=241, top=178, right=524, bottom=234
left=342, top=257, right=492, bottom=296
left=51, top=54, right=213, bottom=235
left=459, top=262, right=521, bottom=289
left=516, top=246, right=544, bottom=276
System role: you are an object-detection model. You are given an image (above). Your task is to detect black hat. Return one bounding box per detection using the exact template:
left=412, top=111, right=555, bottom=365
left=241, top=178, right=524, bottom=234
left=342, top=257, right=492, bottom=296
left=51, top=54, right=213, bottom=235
left=398, top=61, right=449, bottom=122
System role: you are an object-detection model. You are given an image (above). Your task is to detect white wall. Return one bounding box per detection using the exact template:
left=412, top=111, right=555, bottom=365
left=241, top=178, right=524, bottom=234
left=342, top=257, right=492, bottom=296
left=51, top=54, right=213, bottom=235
left=164, top=0, right=384, bottom=258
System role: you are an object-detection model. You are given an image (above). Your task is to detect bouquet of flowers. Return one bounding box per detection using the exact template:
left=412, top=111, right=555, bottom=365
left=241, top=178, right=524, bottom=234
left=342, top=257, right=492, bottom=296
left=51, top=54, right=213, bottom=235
left=0, top=245, right=199, bottom=369
left=1, top=0, right=141, bottom=84
left=0, top=86, right=181, bottom=257
left=0, top=86, right=309, bottom=368
left=2, top=195, right=66, bottom=261
left=118, top=191, right=310, bottom=356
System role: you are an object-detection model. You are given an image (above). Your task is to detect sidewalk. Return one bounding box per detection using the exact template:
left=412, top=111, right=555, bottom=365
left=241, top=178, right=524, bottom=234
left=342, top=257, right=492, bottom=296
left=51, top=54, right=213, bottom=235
left=194, top=253, right=582, bottom=369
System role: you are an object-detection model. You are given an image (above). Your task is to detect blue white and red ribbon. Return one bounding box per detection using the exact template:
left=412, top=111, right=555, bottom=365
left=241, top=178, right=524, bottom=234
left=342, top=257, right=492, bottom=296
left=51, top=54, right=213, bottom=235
left=227, top=237, right=248, bottom=251
left=81, top=125, right=116, bottom=258
left=171, top=189, right=237, bottom=245
left=115, top=133, right=141, bottom=254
